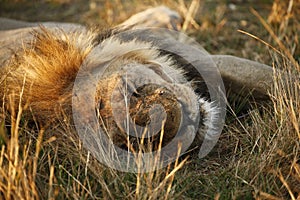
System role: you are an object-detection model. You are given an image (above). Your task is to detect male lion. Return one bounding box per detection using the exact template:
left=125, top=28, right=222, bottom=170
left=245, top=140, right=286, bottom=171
left=0, top=6, right=274, bottom=159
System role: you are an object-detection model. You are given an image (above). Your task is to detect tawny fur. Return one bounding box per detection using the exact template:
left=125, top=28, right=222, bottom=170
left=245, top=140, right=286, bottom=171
left=1, top=27, right=94, bottom=121
left=0, top=26, right=217, bottom=152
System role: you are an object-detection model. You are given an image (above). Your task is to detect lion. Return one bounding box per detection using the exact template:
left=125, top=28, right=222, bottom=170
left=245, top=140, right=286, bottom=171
left=0, top=6, right=274, bottom=159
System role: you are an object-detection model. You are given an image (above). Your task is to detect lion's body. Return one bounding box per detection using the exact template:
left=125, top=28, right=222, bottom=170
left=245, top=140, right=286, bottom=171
left=0, top=7, right=273, bottom=152
left=0, top=19, right=217, bottom=152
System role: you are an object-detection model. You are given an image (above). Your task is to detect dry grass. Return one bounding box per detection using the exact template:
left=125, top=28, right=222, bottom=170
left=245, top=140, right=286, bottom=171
left=0, top=0, right=299, bottom=199
left=0, top=97, right=189, bottom=199
left=237, top=1, right=300, bottom=198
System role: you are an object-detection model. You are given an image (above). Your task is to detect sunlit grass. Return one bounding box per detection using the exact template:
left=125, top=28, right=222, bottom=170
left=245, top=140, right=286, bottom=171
left=0, top=0, right=299, bottom=199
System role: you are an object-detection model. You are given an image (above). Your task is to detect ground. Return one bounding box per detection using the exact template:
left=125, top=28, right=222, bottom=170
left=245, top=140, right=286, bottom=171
left=0, top=0, right=299, bottom=199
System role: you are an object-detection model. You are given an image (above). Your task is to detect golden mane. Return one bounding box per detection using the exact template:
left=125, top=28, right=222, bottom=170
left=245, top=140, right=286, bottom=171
left=1, top=27, right=94, bottom=121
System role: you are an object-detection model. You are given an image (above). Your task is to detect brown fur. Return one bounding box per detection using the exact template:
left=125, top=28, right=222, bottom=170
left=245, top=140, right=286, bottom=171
left=1, top=26, right=194, bottom=151
left=1, top=27, right=93, bottom=122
